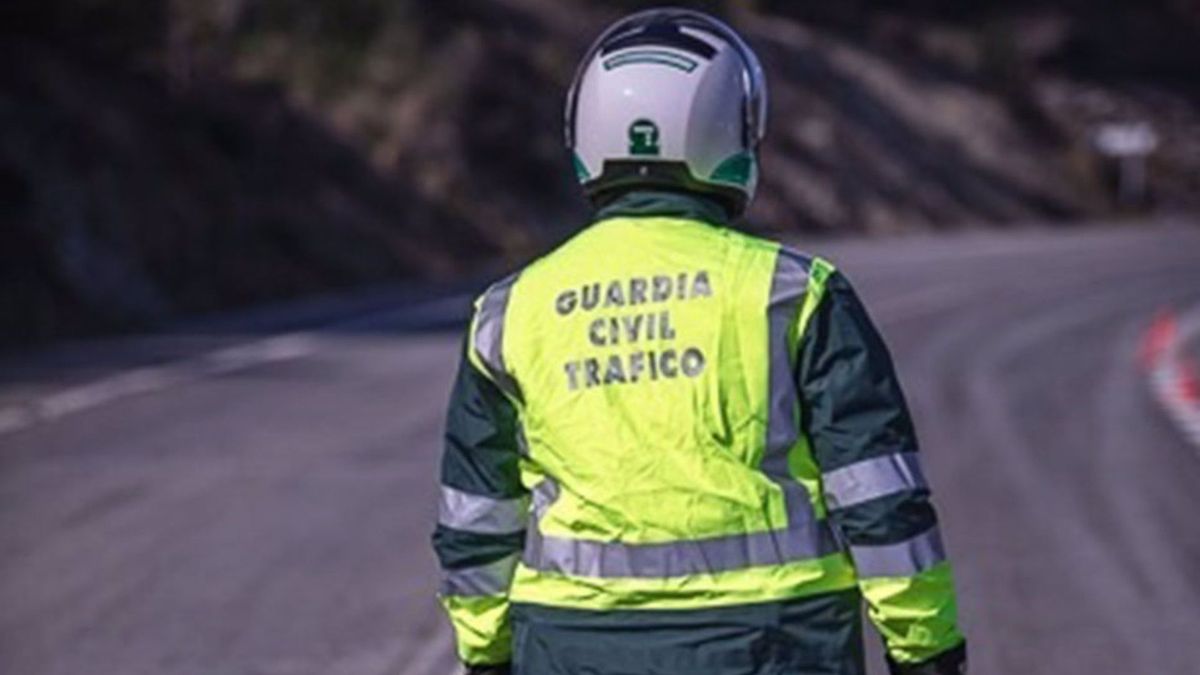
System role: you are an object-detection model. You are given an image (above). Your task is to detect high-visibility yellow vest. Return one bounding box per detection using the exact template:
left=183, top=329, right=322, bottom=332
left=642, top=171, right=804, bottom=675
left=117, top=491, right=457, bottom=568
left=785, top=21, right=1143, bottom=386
left=468, top=214, right=857, bottom=610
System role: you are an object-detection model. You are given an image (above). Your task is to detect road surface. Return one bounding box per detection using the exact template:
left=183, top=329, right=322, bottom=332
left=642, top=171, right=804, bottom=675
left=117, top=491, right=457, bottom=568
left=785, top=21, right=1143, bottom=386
left=2, top=224, right=1199, bottom=675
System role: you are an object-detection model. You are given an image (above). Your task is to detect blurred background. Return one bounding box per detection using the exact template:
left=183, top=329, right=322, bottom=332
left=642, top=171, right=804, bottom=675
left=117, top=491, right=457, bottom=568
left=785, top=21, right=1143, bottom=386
left=4, top=0, right=1200, bottom=345
left=1, top=1, right=1199, bottom=674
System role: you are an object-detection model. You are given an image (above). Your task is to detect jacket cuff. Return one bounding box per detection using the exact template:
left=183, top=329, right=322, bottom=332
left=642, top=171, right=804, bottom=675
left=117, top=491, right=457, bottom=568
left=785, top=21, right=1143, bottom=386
left=464, top=663, right=511, bottom=675
left=887, top=641, right=966, bottom=674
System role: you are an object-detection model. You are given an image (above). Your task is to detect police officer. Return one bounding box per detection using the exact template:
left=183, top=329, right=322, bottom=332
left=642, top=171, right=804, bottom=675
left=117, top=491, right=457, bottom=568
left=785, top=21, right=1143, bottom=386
left=432, top=8, right=966, bottom=674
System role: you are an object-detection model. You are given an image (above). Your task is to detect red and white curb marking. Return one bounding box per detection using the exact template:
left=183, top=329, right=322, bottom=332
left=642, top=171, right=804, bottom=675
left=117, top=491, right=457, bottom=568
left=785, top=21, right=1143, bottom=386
left=1142, top=308, right=1200, bottom=449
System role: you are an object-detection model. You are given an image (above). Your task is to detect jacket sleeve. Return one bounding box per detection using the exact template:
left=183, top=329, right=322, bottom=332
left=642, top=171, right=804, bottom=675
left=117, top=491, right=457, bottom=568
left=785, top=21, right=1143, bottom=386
left=431, top=334, right=528, bottom=667
left=797, top=271, right=966, bottom=672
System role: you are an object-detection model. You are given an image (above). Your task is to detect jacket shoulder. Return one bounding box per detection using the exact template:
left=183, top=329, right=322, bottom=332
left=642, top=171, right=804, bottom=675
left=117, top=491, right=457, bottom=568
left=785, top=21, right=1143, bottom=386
left=716, top=226, right=823, bottom=268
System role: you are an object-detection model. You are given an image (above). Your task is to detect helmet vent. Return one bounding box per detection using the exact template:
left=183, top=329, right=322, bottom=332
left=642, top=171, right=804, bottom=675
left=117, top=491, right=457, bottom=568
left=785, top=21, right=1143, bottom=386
left=602, top=49, right=699, bottom=73
left=599, top=22, right=717, bottom=60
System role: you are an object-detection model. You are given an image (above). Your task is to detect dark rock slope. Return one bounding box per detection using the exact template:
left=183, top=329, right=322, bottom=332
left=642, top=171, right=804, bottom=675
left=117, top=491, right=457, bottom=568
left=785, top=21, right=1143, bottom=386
left=3, top=0, right=1197, bottom=346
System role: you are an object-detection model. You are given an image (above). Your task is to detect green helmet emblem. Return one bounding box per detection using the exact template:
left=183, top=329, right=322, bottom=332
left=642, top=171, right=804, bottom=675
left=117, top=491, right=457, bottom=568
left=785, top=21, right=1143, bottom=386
left=628, top=118, right=660, bottom=156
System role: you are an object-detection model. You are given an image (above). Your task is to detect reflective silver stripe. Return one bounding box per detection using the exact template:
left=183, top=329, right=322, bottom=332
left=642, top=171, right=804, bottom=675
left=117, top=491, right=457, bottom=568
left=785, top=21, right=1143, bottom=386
left=439, top=553, right=519, bottom=597
left=822, top=452, right=927, bottom=510
left=523, top=478, right=841, bottom=579
left=850, top=527, right=946, bottom=579
left=531, top=478, right=559, bottom=521
left=524, top=518, right=841, bottom=579
left=764, top=248, right=810, bottom=468
left=762, top=249, right=824, bottom=528
left=473, top=274, right=521, bottom=400
left=438, top=486, right=529, bottom=534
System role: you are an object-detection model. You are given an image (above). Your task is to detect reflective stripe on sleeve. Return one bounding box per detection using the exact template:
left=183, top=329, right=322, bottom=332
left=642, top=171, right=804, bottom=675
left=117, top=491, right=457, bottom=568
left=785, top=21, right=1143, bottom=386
left=822, top=452, right=927, bottom=510
left=472, top=274, right=521, bottom=400
left=439, top=553, right=520, bottom=597
left=439, top=486, right=529, bottom=534
left=850, top=526, right=946, bottom=579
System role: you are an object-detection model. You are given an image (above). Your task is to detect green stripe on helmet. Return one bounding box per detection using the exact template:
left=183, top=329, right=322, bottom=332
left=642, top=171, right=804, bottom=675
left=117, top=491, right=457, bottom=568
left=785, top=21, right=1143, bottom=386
left=709, top=152, right=754, bottom=187
left=572, top=152, right=591, bottom=183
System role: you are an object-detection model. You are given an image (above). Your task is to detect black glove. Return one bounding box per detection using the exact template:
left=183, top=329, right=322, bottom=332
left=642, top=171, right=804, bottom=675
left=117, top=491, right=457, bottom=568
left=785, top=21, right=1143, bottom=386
left=886, top=642, right=966, bottom=675
left=465, top=664, right=511, bottom=675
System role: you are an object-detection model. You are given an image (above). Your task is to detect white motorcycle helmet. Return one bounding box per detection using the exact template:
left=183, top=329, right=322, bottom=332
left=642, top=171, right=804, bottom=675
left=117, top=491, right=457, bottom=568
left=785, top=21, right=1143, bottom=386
left=565, top=8, right=768, bottom=217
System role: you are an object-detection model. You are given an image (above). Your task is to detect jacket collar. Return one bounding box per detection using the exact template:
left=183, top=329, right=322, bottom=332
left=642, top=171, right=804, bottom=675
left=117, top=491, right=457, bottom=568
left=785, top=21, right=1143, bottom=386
left=593, top=190, right=731, bottom=227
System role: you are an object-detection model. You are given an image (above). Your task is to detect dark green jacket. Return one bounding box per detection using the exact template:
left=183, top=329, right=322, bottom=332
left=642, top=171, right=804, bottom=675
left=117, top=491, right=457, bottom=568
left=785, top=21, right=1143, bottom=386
left=433, top=191, right=966, bottom=675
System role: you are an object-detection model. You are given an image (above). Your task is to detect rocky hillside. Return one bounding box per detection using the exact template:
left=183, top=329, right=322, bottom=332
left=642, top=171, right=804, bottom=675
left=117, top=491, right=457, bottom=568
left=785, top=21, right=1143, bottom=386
left=3, top=0, right=1198, bottom=346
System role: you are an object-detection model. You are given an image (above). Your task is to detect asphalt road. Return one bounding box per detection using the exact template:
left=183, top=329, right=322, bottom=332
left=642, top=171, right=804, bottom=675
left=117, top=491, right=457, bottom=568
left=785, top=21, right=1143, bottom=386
left=2, top=224, right=1199, bottom=675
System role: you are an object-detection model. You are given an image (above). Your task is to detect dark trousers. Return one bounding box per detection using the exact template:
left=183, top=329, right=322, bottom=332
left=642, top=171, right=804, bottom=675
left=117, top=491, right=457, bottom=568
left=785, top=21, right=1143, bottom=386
left=511, top=589, right=865, bottom=675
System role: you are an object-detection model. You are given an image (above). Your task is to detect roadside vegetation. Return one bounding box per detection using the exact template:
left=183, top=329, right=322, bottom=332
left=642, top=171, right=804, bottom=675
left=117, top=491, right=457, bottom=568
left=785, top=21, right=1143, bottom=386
left=3, top=0, right=1198, bottom=345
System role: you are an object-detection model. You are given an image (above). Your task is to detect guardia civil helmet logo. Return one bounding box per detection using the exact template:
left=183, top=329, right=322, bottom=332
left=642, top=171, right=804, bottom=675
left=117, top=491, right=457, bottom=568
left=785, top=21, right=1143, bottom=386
left=628, top=118, right=660, bottom=156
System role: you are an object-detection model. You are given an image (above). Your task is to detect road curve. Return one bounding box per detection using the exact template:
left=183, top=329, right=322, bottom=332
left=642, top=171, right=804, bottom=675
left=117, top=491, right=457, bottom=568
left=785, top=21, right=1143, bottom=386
left=1, top=223, right=1198, bottom=675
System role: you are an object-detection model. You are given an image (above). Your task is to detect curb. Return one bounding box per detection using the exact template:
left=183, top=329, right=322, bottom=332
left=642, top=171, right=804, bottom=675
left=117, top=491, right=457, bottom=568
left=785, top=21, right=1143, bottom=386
left=1143, top=308, right=1200, bottom=450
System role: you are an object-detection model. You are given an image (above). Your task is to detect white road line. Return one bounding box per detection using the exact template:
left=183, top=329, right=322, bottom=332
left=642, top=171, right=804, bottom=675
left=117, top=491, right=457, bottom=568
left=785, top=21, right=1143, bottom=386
left=0, top=406, right=35, bottom=435
left=0, top=334, right=319, bottom=437
left=0, top=295, right=469, bottom=438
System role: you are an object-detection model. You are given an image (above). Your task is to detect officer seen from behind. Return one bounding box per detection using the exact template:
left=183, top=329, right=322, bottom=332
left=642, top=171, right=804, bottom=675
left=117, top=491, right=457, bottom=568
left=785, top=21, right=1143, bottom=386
left=432, top=8, right=967, bottom=674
